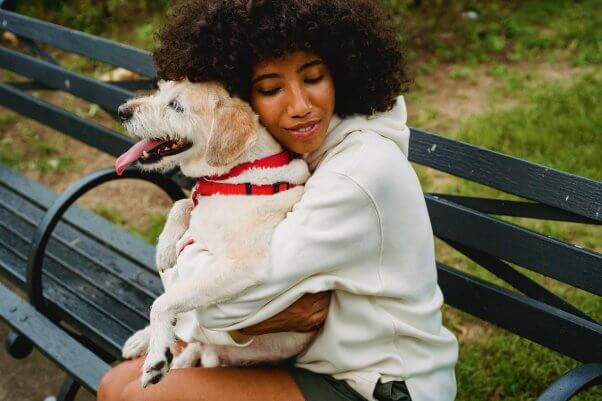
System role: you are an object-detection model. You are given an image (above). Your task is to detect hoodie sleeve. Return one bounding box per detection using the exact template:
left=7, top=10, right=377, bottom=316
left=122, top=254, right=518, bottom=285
left=192, top=168, right=382, bottom=331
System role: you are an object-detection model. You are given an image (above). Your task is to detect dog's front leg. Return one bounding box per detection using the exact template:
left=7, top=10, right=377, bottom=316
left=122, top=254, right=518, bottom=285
left=141, top=292, right=179, bottom=387
left=156, top=198, right=193, bottom=272
left=141, top=255, right=265, bottom=387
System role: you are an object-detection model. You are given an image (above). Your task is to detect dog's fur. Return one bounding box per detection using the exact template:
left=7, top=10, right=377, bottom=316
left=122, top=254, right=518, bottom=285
left=118, top=80, right=314, bottom=387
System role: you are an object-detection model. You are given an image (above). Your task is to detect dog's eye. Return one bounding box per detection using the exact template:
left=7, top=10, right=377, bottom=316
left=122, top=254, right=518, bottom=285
left=168, top=98, right=184, bottom=113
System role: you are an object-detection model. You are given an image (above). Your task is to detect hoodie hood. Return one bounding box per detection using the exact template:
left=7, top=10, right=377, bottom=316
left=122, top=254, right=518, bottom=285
left=304, top=95, right=410, bottom=171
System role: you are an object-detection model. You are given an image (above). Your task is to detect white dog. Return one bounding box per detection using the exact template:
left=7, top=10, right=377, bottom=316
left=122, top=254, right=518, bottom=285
left=115, top=80, right=314, bottom=387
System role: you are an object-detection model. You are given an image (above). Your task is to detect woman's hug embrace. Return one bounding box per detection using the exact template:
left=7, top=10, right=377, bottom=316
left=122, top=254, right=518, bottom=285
left=115, top=79, right=314, bottom=384
left=98, top=1, right=459, bottom=401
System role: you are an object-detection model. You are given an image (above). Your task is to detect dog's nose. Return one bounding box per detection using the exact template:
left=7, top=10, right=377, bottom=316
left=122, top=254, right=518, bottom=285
left=118, top=104, right=133, bottom=122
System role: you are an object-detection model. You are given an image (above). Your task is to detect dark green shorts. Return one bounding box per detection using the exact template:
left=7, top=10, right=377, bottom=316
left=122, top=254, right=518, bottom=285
left=291, top=367, right=412, bottom=401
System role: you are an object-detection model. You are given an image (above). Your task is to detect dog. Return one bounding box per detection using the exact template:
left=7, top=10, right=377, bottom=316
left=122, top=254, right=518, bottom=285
left=115, top=79, right=314, bottom=387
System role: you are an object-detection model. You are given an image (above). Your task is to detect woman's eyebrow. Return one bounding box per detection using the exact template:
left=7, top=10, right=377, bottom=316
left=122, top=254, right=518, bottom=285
left=252, top=59, right=325, bottom=84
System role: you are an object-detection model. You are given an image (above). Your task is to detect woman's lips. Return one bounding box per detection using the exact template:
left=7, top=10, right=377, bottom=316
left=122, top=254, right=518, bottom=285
left=285, top=121, right=320, bottom=139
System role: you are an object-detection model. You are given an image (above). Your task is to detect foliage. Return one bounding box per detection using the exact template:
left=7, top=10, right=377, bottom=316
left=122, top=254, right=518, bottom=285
left=383, top=0, right=602, bottom=66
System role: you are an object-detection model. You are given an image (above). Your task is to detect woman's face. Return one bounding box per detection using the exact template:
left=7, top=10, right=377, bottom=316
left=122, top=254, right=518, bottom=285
left=250, top=50, right=336, bottom=154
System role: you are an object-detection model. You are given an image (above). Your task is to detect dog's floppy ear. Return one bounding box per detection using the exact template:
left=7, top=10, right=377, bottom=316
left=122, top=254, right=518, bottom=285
left=206, top=97, right=258, bottom=167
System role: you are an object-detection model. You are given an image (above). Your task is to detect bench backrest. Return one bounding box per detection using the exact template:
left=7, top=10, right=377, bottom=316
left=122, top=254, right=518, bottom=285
left=1, top=7, right=601, bottom=363
left=408, top=129, right=601, bottom=363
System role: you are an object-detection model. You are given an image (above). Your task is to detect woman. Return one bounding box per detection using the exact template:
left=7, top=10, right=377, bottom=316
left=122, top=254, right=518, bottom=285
left=97, top=1, right=458, bottom=400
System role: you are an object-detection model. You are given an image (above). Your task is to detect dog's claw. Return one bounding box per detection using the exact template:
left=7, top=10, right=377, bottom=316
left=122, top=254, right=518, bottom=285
left=141, top=347, right=173, bottom=387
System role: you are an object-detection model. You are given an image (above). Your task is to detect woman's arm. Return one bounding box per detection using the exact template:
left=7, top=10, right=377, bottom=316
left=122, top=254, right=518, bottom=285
left=238, top=291, right=331, bottom=335
left=192, top=170, right=381, bottom=331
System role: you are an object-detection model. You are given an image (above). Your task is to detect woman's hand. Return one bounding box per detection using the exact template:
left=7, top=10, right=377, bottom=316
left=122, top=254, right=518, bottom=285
left=238, top=291, right=331, bottom=335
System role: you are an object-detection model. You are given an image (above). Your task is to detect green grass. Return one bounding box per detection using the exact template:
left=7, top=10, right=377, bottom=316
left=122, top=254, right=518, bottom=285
left=458, top=74, right=601, bottom=180
left=131, top=213, right=167, bottom=245
left=456, top=330, right=601, bottom=401
left=383, top=0, right=601, bottom=70
left=96, top=206, right=166, bottom=246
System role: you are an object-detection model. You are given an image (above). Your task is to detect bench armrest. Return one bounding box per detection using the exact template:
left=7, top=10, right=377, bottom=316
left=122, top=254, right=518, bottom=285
left=0, top=282, right=110, bottom=393
left=536, top=363, right=602, bottom=401
left=26, top=167, right=186, bottom=312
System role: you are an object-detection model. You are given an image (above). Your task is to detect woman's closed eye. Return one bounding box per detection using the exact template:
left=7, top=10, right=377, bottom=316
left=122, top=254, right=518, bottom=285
left=257, top=75, right=325, bottom=96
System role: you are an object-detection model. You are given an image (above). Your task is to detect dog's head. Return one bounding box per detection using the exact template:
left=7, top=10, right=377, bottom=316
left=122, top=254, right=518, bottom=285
left=116, top=79, right=258, bottom=176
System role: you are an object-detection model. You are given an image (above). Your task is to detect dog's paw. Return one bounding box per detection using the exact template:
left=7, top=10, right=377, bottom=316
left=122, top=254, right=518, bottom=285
left=201, top=347, right=220, bottom=368
left=155, top=242, right=177, bottom=273
left=171, top=342, right=203, bottom=369
left=155, top=199, right=194, bottom=272
left=122, top=326, right=150, bottom=359
left=141, top=346, right=174, bottom=388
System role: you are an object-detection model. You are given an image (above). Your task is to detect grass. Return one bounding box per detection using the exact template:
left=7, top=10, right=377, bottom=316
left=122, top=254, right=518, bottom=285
left=0, top=113, right=74, bottom=173
left=457, top=74, right=601, bottom=180
left=96, top=207, right=166, bottom=246
left=384, top=0, right=602, bottom=68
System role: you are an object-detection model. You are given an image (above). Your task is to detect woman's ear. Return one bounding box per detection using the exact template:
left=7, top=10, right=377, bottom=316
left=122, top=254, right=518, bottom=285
left=205, top=97, right=258, bottom=167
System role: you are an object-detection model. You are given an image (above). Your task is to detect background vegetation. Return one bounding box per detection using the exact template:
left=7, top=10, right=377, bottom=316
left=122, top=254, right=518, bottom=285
left=1, top=1, right=600, bottom=400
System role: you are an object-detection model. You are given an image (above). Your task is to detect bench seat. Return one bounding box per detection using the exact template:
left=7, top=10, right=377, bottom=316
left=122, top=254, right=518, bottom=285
left=0, top=162, right=159, bottom=360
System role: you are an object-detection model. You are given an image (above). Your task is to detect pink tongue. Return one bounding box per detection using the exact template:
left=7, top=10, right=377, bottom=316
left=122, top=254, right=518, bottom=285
left=115, top=139, right=168, bottom=176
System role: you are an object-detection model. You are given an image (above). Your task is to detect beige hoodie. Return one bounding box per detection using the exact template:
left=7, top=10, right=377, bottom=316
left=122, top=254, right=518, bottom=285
left=166, top=96, right=459, bottom=401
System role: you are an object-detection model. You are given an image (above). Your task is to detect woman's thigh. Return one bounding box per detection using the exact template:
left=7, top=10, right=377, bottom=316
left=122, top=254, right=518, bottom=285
left=117, top=365, right=305, bottom=401
left=98, top=358, right=145, bottom=401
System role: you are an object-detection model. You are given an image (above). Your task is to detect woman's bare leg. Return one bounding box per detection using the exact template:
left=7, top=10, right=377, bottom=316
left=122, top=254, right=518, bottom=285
left=118, top=365, right=305, bottom=401
left=97, top=358, right=144, bottom=401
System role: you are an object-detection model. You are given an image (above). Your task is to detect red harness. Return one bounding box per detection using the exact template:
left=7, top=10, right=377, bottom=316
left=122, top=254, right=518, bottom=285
left=190, top=151, right=297, bottom=207
left=181, top=152, right=297, bottom=255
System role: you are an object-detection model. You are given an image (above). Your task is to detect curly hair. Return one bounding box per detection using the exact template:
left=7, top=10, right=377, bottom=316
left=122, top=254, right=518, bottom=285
left=153, top=0, right=409, bottom=117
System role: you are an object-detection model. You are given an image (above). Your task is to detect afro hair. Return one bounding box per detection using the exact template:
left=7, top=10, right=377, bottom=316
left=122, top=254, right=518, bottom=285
left=153, top=0, right=409, bottom=117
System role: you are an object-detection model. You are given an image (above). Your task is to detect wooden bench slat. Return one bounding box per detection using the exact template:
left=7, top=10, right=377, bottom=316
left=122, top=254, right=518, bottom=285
left=0, top=222, right=148, bottom=332
left=410, top=129, right=602, bottom=222
left=0, top=9, right=155, bottom=76
left=0, top=183, right=160, bottom=296
left=427, top=195, right=602, bottom=296
left=0, top=46, right=135, bottom=115
left=439, top=263, right=602, bottom=363
left=0, top=282, right=110, bottom=393
left=0, top=83, right=134, bottom=158
left=430, top=194, right=600, bottom=224
left=0, top=186, right=161, bottom=299
left=0, top=241, right=130, bottom=357
left=0, top=163, right=158, bottom=271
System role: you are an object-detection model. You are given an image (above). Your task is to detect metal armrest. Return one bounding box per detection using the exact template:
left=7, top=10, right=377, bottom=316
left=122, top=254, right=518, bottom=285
left=25, top=167, right=186, bottom=313
left=536, top=363, right=602, bottom=401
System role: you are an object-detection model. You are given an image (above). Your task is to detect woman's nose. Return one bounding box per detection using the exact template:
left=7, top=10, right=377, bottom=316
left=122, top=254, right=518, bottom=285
left=287, top=84, right=312, bottom=117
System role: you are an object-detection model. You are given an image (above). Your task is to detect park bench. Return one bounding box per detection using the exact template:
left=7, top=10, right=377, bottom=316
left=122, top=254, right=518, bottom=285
left=0, top=4, right=600, bottom=401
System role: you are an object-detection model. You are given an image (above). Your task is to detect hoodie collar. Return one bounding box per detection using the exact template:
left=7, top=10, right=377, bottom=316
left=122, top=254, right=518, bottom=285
left=303, top=95, right=409, bottom=171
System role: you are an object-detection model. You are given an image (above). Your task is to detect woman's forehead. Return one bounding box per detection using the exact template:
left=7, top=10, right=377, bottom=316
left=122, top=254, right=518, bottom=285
left=252, top=50, right=324, bottom=75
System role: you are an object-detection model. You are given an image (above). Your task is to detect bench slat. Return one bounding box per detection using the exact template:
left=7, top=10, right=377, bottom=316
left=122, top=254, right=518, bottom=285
left=0, top=46, right=135, bottom=115
left=0, top=219, right=149, bottom=327
left=0, top=282, right=110, bottom=393
left=0, top=188, right=161, bottom=299
left=439, top=263, right=602, bottom=363
left=430, top=194, right=600, bottom=224
left=0, top=9, right=155, bottom=76
left=0, top=83, right=134, bottom=158
left=427, top=195, right=602, bottom=296
left=0, top=243, right=130, bottom=356
left=0, top=163, right=158, bottom=271
left=410, top=129, right=602, bottom=222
